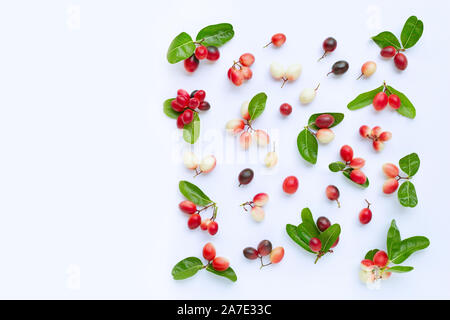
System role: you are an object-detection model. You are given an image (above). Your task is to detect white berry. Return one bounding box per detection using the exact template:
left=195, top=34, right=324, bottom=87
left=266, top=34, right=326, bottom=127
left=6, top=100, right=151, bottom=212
left=264, top=151, right=278, bottom=168
left=299, top=88, right=316, bottom=104
left=285, top=64, right=302, bottom=81
left=240, top=101, right=250, bottom=120
left=183, top=151, right=199, bottom=170
left=270, top=62, right=286, bottom=80
left=199, top=155, right=216, bottom=173
left=250, top=206, right=265, bottom=222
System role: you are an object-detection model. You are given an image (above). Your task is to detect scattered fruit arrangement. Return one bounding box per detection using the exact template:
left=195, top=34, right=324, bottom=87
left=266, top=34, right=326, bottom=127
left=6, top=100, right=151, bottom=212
left=359, top=125, right=392, bottom=152
left=243, top=240, right=284, bottom=268
left=228, top=53, right=255, bottom=86
left=241, top=193, right=269, bottom=222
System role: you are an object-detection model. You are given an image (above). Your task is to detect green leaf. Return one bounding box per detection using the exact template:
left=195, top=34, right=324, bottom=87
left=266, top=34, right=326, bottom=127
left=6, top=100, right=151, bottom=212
left=206, top=265, right=237, bottom=282
left=183, top=112, right=200, bottom=144
left=171, top=257, right=203, bottom=280
left=196, top=23, right=234, bottom=47
left=347, top=86, right=384, bottom=110
left=307, top=113, right=344, bottom=130
left=371, top=31, right=401, bottom=50
left=399, top=153, right=420, bottom=177
left=319, top=224, right=341, bottom=253
left=365, top=249, right=379, bottom=260
left=342, top=171, right=369, bottom=188
left=329, top=161, right=346, bottom=172
left=286, top=224, right=314, bottom=253
left=179, top=180, right=212, bottom=206
left=248, top=92, right=267, bottom=120
left=401, top=16, right=424, bottom=49
left=300, top=208, right=320, bottom=237
left=297, top=129, right=318, bottom=164
left=390, top=236, right=430, bottom=264
left=387, top=220, right=401, bottom=259
left=389, top=266, right=414, bottom=273
left=398, top=181, right=418, bottom=208
left=163, top=98, right=182, bottom=119
left=386, top=86, right=416, bottom=119
left=167, top=32, right=195, bottom=64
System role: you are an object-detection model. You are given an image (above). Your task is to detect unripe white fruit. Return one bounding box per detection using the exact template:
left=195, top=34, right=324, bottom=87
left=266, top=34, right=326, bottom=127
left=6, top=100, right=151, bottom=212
left=316, top=128, right=335, bottom=144
left=285, top=64, right=302, bottom=81
left=299, top=88, right=316, bottom=104
left=250, top=206, right=265, bottom=222
left=255, top=130, right=269, bottom=147
left=226, top=119, right=245, bottom=135
left=359, top=270, right=376, bottom=285
left=270, top=62, right=286, bottom=80
left=264, top=151, right=278, bottom=168
left=199, top=155, right=216, bottom=173
left=239, top=131, right=252, bottom=150
left=240, top=101, right=250, bottom=120
left=183, top=151, right=199, bottom=170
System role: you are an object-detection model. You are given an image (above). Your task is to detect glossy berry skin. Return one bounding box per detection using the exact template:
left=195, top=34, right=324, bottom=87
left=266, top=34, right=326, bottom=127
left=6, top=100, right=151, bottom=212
left=394, top=53, right=408, bottom=70
left=373, top=250, right=389, bottom=267
left=188, top=97, right=200, bottom=109
left=207, top=221, right=219, bottom=235
left=309, top=237, right=322, bottom=252
left=373, top=92, right=388, bottom=111
left=282, top=176, right=299, bottom=194
left=361, top=259, right=375, bottom=271
left=340, top=145, right=354, bottom=162
left=179, top=200, right=197, bottom=214
left=383, top=178, right=399, bottom=194
left=271, top=33, right=286, bottom=47
left=257, top=240, right=272, bottom=256
left=239, top=53, right=255, bottom=67
left=359, top=125, right=370, bottom=138
left=380, top=46, right=396, bottom=58
left=176, top=94, right=189, bottom=107
left=176, top=115, right=184, bottom=129
left=316, top=128, right=335, bottom=144
left=200, top=218, right=210, bottom=230
left=349, top=158, right=365, bottom=169
left=323, top=37, right=337, bottom=52
left=350, top=169, right=367, bottom=185
left=253, top=193, right=269, bottom=207
left=371, top=126, right=382, bottom=138
left=379, top=131, right=392, bottom=142
left=193, top=90, right=206, bottom=102
left=212, top=257, right=229, bottom=271
left=195, top=45, right=208, bottom=60
left=229, top=67, right=244, bottom=86
left=373, top=140, right=385, bottom=152
left=315, top=114, right=335, bottom=129
left=187, top=214, right=201, bottom=229
left=360, top=61, right=377, bottom=78
left=270, top=247, right=284, bottom=264
left=238, top=168, right=254, bottom=186
left=184, top=55, right=199, bottom=73
left=279, top=103, right=292, bottom=116
left=316, top=216, right=331, bottom=232
left=206, top=46, right=220, bottom=61
left=241, top=67, right=252, bottom=80
left=359, top=208, right=372, bottom=225
left=177, top=89, right=190, bottom=99
left=329, top=60, right=349, bottom=75
left=388, top=94, right=401, bottom=109
left=326, top=185, right=339, bottom=201
left=382, top=163, right=399, bottom=178
left=202, top=242, right=216, bottom=261
left=198, top=101, right=210, bottom=111
left=181, top=109, right=194, bottom=125
left=243, top=247, right=259, bottom=260
left=171, top=99, right=185, bottom=112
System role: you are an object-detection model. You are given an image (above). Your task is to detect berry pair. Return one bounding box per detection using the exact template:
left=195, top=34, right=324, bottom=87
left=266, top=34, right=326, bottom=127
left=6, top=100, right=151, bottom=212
left=309, top=216, right=339, bottom=252
left=335, top=145, right=368, bottom=185
left=241, top=193, right=269, bottom=222
left=183, top=152, right=216, bottom=176
left=380, top=46, right=407, bottom=70
left=359, top=125, right=392, bottom=152
left=171, top=89, right=210, bottom=128
left=202, top=243, right=230, bottom=272
left=313, top=114, right=336, bottom=144
left=179, top=200, right=218, bottom=235
left=373, top=90, right=401, bottom=111
left=243, top=240, right=284, bottom=268
left=184, top=46, right=220, bottom=73
left=228, top=53, right=255, bottom=86
left=381, top=163, right=401, bottom=194
left=270, top=62, right=302, bottom=87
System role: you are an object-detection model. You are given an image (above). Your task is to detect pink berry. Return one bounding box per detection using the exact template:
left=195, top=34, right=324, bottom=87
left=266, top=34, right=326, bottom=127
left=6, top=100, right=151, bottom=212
left=383, top=178, right=399, bottom=194
left=359, top=125, right=370, bottom=138
left=316, top=128, right=335, bottom=144
left=184, top=55, right=199, bottom=73
left=349, top=157, right=365, bottom=169
left=359, top=208, right=372, bottom=225
left=388, top=94, right=401, bottom=109
left=379, top=131, right=392, bottom=142
left=326, top=185, right=340, bottom=207
left=382, top=163, right=399, bottom=178
left=206, top=46, right=220, bottom=61
left=394, top=53, right=408, bottom=70
left=195, top=45, right=208, bottom=60
left=315, top=114, right=335, bottom=129
left=200, top=218, right=210, bottom=230
left=179, top=200, right=197, bottom=214
left=340, top=145, right=354, bottom=162
left=282, top=176, right=299, bottom=194
left=373, top=250, right=388, bottom=267
left=371, top=126, right=382, bottom=138
left=226, top=119, right=245, bottom=135
left=360, top=61, right=377, bottom=78
left=212, top=257, right=229, bottom=271
left=373, top=140, right=385, bottom=152
left=187, top=214, right=201, bottom=229
left=316, top=216, right=331, bottom=232
left=239, top=53, right=255, bottom=67
left=270, top=33, right=286, bottom=47
left=239, top=131, right=252, bottom=150
left=270, top=247, right=285, bottom=264
left=255, top=130, right=269, bottom=147
left=202, top=242, right=216, bottom=261
left=181, top=109, right=194, bottom=125
left=253, top=193, right=269, bottom=207
left=279, top=103, right=292, bottom=116
left=373, top=92, right=388, bottom=111
left=309, top=237, right=322, bottom=252
left=380, top=46, right=396, bottom=58
left=241, top=66, right=253, bottom=80
left=207, top=221, right=219, bottom=235
left=350, top=169, right=367, bottom=185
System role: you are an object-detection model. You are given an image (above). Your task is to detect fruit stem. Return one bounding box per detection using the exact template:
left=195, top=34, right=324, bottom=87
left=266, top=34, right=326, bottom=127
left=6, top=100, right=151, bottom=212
left=281, top=77, right=287, bottom=88
left=336, top=199, right=341, bottom=208
left=326, top=71, right=333, bottom=76
left=263, top=41, right=272, bottom=48
left=357, top=73, right=363, bottom=80
left=197, top=202, right=216, bottom=213
left=365, top=199, right=371, bottom=208
left=317, top=51, right=327, bottom=62
left=314, top=83, right=321, bottom=91
left=259, top=257, right=272, bottom=269
left=397, top=175, right=410, bottom=181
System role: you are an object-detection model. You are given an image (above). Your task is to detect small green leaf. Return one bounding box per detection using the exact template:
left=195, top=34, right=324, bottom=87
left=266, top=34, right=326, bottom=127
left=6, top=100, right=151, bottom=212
left=297, top=129, right=318, bottom=164
left=196, top=23, right=234, bottom=47
left=399, top=153, right=420, bottom=177
left=329, top=161, right=346, bottom=172
left=386, top=86, right=416, bottom=119
left=387, top=220, right=401, bottom=259
left=347, top=86, right=384, bottom=110
left=300, top=208, right=320, bottom=237
left=171, top=257, right=203, bottom=280
left=286, top=224, right=314, bottom=253
left=319, top=224, right=341, bottom=253
left=308, top=113, right=344, bottom=130
left=365, top=249, right=380, bottom=260
left=342, top=171, right=369, bottom=188
left=390, top=236, right=430, bottom=264
left=163, top=98, right=182, bottom=119
left=206, top=265, right=237, bottom=282
left=398, top=181, right=418, bottom=208
left=389, top=265, right=414, bottom=273
left=248, top=92, right=267, bottom=120
left=401, top=16, right=424, bottom=49
left=179, top=180, right=212, bottom=206
left=167, top=32, right=195, bottom=64
left=371, top=31, right=401, bottom=50
left=183, top=112, right=200, bottom=144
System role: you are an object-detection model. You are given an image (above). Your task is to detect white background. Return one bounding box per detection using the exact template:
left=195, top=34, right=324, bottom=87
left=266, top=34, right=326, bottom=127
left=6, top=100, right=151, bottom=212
left=0, top=0, right=449, bottom=299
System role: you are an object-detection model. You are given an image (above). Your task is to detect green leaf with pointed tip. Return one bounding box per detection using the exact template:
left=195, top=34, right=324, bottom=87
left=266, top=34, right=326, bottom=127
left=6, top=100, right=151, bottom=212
left=300, top=208, right=320, bottom=237
left=183, top=112, right=200, bottom=144
left=167, top=32, right=195, bottom=64
left=206, top=265, right=237, bottom=282
left=171, top=257, right=203, bottom=280
left=329, top=161, right=346, bottom=172
left=163, top=98, right=182, bottom=119
left=179, top=180, right=212, bottom=206
left=347, top=86, right=384, bottom=110
left=399, top=153, right=420, bottom=177
left=248, top=92, right=267, bottom=120
left=387, top=220, right=401, bottom=259
left=371, top=31, right=401, bottom=49
left=308, top=113, right=344, bottom=130
left=386, top=86, right=416, bottom=119
left=390, top=236, right=430, bottom=264
left=398, top=181, right=418, bottom=207
left=342, top=171, right=370, bottom=188
left=401, top=16, right=424, bottom=49
left=365, top=249, right=380, bottom=260
left=297, top=129, right=318, bottom=164
left=286, top=224, right=314, bottom=253
left=319, top=224, right=341, bottom=253
left=196, top=23, right=234, bottom=47
left=389, top=266, right=414, bottom=273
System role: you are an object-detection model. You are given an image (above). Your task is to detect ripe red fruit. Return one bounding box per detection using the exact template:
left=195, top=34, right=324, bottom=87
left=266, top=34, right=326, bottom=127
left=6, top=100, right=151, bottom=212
left=177, top=89, right=190, bottom=100
left=202, top=242, right=216, bottom=261
left=350, top=169, right=367, bottom=185
left=176, top=114, right=184, bottom=129
left=316, top=216, right=331, bottom=232
left=176, top=94, right=189, bottom=107
left=184, top=55, right=199, bottom=73
left=331, top=236, right=339, bottom=248
left=239, top=53, right=255, bottom=67
left=394, top=53, right=408, bottom=70
left=279, top=103, right=292, bottom=116
left=380, top=46, right=396, bottom=58
left=359, top=125, right=370, bottom=138
left=171, top=99, right=185, bottom=112
left=243, top=247, right=259, bottom=260
left=373, top=250, right=389, bottom=267
left=200, top=218, right=210, bottom=230
left=309, top=237, right=322, bottom=252
left=383, top=178, right=399, bottom=194
left=193, top=90, right=206, bottom=102
left=373, top=140, right=385, bottom=152
left=241, top=66, right=253, bottom=80
left=326, top=185, right=340, bottom=207
left=207, top=221, right=219, bottom=235
left=212, top=257, right=229, bottom=271
left=323, top=37, right=337, bottom=53
left=179, top=200, right=197, bottom=214
left=388, top=94, right=401, bottom=109
left=269, top=33, right=286, bottom=47
left=229, top=67, right=244, bottom=86
left=373, top=92, right=388, bottom=111
left=181, top=109, right=194, bottom=125
left=198, top=101, right=210, bottom=111
left=315, top=114, right=335, bottom=128
left=349, top=158, right=365, bottom=169
left=188, top=98, right=200, bottom=109
left=379, top=131, right=392, bottom=142
left=194, top=45, right=208, bottom=60
left=282, top=176, right=299, bottom=194
left=340, top=145, right=354, bottom=162
left=187, top=214, right=201, bottom=229
left=382, top=163, right=399, bottom=178
left=359, top=205, right=372, bottom=225
left=206, top=46, right=220, bottom=61
left=257, top=240, right=272, bottom=256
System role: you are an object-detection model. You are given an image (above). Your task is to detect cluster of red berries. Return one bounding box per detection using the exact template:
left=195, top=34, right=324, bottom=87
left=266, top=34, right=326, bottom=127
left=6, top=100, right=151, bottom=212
left=309, top=216, right=339, bottom=252
left=241, top=193, right=269, bottom=222
left=243, top=240, right=284, bottom=268
left=340, top=145, right=367, bottom=185
left=171, top=89, right=210, bottom=129
left=228, top=53, right=255, bottom=86
left=202, top=243, right=230, bottom=271
left=373, top=90, right=401, bottom=111
left=359, top=125, right=392, bottom=152
left=380, top=46, right=407, bottom=70
left=184, top=45, right=220, bottom=73
left=179, top=200, right=219, bottom=235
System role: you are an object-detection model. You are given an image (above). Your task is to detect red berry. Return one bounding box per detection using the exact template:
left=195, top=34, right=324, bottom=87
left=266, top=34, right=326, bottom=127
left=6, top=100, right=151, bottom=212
left=243, top=247, right=259, bottom=260
left=202, top=242, right=216, bottom=261
left=382, top=163, right=399, bottom=178
left=270, top=247, right=284, bottom=264
left=188, top=98, right=200, bottom=109
left=349, top=158, right=365, bottom=169
left=194, top=45, right=208, bottom=60
left=181, top=109, right=194, bottom=125
left=194, top=90, right=206, bottom=102
left=176, top=114, right=184, bottom=129
left=207, top=221, right=218, bottom=235
left=229, top=68, right=244, bottom=86
left=184, top=55, right=199, bottom=73
left=316, top=216, right=331, bottom=232
left=212, top=257, right=229, bottom=271
left=394, top=53, right=408, bottom=70
left=359, top=208, right=372, bottom=224
left=279, top=103, right=292, bottom=116
left=373, top=140, right=385, bottom=152
left=388, top=94, right=401, bottom=109
left=179, top=200, right=197, bottom=214
left=241, top=66, right=253, bottom=80
left=323, top=37, right=337, bottom=52
left=206, top=46, right=220, bottom=61
left=371, top=126, right=382, bottom=138
left=315, top=114, right=335, bottom=128
left=331, top=236, right=339, bottom=248
left=380, top=46, right=396, bottom=58
left=373, top=250, right=388, bottom=267
left=373, top=92, right=388, bottom=111
left=198, top=101, right=210, bottom=111
left=200, top=218, right=210, bottom=230
left=379, top=131, right=392, bottom=142
left=177, top=89, right=190, bottom=99
left=176, top=94, right=189, bottom=107
left=187, top=214, right=201, bottom=229
left=325, top=185, right=340, bottom=207
left=359, top=125, right=370, bottom=138
left=271, top=33, right=286, bottom=47
left=171, top=99, right=185, bottom=112
left=383, top=178, right=399, bottom=194
left=282, top=176, right=299, bottom=194
left=257, top=240, right=272, bottom=256
left=309, top=237, right=322, bottom=252
left=239, top=53, right=255, bottom=67
left=340, top=145, right=354, bottom=162
left=349, top=169, right=367, bottom=185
